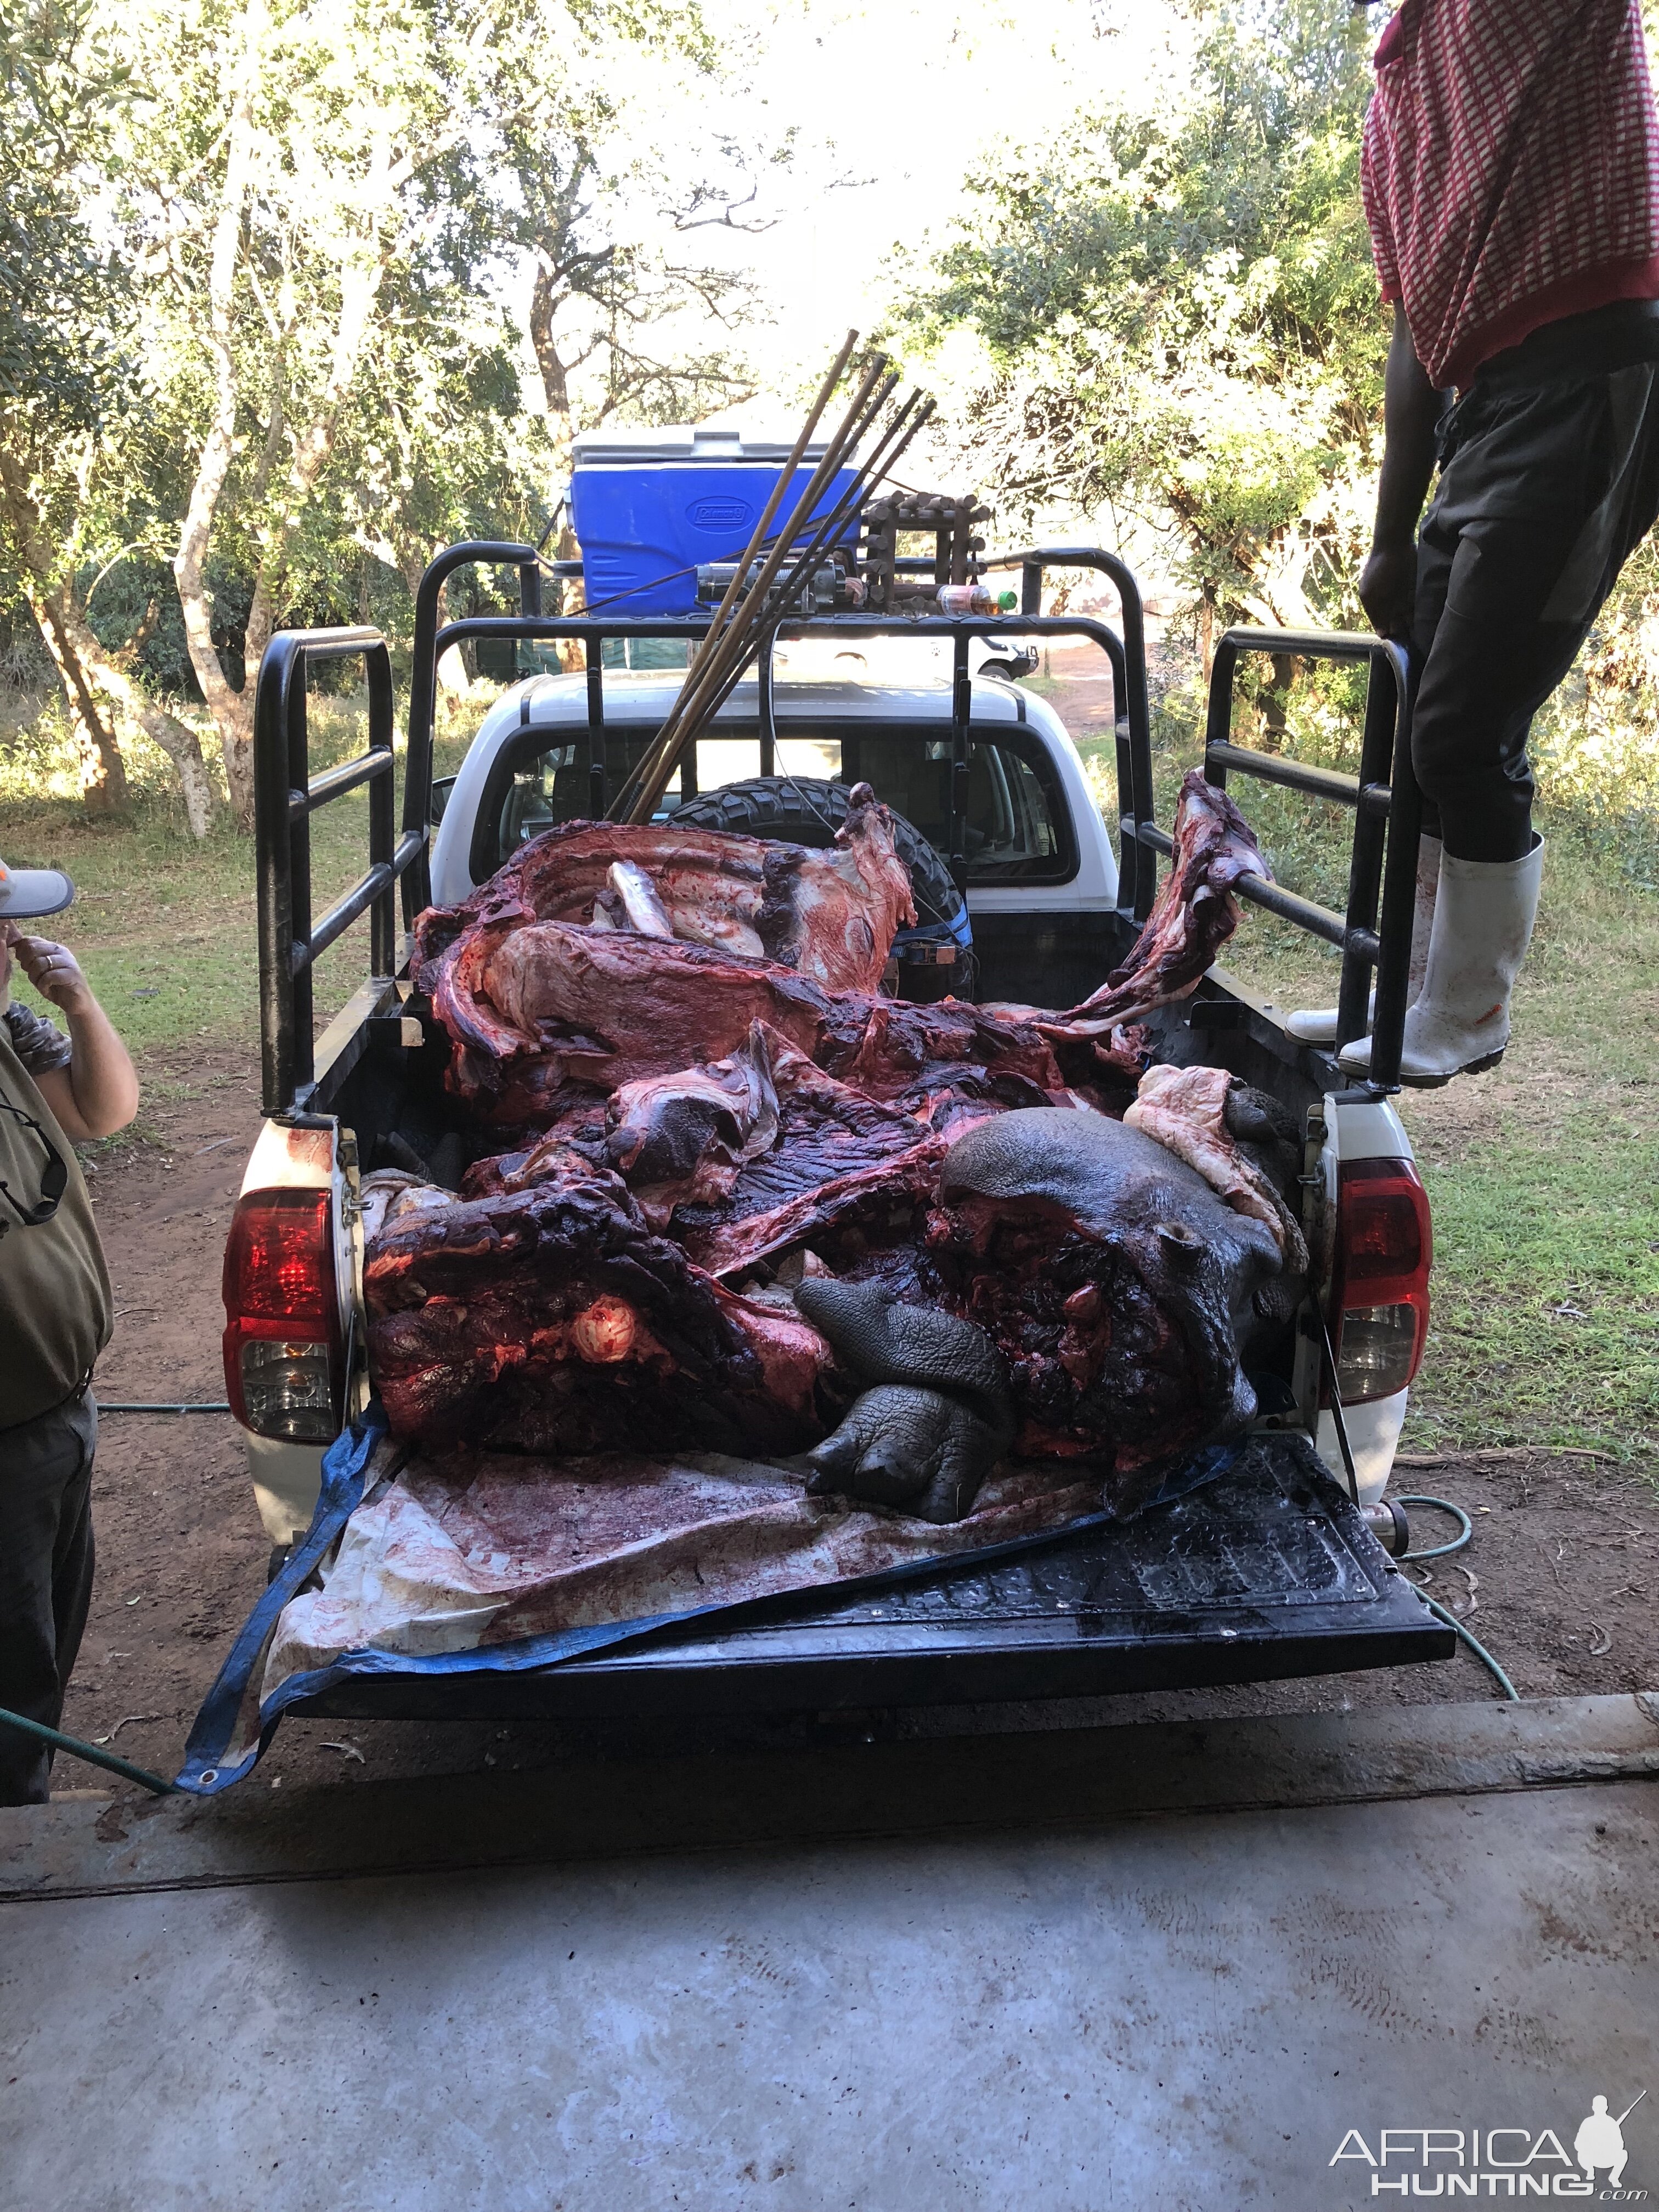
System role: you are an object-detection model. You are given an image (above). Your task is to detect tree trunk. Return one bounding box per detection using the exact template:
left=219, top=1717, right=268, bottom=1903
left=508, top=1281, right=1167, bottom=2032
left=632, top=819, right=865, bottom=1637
left=175, top=71, right=400, bottom=830
left=0, top=440, right=129, bottom=811
left=1198, top=588, right=1217, bottom=680
left=0, top=444, right=219, bottom=832
left=240, top=229, right=389, bottom=722
left=60, top=601, right=218, bottom=839
left=528, top=263, right=576, bottom=486
left=27, top=588, right=130, bottom=815
left=172, top=0, right=266, bottom=828
left=555, top=518, right=584, bottom=674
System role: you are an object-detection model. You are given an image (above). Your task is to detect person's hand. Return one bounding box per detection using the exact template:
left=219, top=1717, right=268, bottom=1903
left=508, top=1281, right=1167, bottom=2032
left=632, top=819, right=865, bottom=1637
left=10, top=932, right=93, bottom=1014
left=1358, top=539, right=1417, bottom=640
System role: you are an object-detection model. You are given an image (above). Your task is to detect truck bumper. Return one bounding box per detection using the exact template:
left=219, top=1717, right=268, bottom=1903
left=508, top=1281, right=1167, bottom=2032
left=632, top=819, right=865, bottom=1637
left=245, top=1432, right=326, bottom=1547
left=1313, top=1388, right=1409, bottom=1509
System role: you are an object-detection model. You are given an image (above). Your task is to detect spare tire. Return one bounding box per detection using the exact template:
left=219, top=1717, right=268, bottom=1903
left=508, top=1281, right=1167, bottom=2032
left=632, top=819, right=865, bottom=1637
left=669, top=776, right=966, bottom=930
left=669, top=775, right=973, bottom=1001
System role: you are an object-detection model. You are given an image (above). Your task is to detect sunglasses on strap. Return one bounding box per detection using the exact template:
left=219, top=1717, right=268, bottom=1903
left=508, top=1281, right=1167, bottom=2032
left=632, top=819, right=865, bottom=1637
left=0, top=1085, right=68, bottom=1225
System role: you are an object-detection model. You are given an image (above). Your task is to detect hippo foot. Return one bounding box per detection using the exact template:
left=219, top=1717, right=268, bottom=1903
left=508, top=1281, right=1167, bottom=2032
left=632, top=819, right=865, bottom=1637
left=804, top=1383, right=1006, bottom=1523
left=792, top=1276, right=1017, bottom=1524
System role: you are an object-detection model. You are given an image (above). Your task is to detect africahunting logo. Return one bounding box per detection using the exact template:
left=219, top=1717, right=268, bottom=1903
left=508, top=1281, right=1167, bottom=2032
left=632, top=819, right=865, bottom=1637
left=1331, top=2091, right=1647, bottom=2198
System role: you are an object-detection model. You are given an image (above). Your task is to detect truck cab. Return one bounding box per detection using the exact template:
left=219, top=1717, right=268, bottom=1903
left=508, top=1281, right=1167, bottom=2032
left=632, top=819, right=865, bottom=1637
left=430, top=662, right=1120, bottom=1008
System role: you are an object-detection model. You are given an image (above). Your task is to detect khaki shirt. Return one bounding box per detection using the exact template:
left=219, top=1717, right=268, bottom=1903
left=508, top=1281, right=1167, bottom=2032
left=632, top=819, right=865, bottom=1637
left=0, top=1010, right=112, bottom=1429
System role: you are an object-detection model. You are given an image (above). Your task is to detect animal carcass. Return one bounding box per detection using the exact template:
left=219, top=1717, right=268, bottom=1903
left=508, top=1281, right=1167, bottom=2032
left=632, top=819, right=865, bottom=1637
left=369, top=771, right=1300, bottom=1520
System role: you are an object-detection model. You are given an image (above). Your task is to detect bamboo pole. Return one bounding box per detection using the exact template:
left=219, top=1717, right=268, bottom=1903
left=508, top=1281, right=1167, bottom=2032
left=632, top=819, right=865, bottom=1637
left=631, top=357, right=889, bottom=789
left=610, top=350, right=891, bottom=822
left=678, top=392, right=937, bottom=746
left=696, top=329, right=859, bottom=654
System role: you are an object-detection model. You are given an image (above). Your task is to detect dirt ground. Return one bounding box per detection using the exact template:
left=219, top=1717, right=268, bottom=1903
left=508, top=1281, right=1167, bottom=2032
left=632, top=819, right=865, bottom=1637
left=41, top=1042, right=1659, bottom=1808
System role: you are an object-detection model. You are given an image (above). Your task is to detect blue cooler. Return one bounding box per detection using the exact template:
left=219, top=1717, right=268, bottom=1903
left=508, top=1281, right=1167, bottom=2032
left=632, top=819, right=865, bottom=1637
left=569, top=424, right=860, bottom=618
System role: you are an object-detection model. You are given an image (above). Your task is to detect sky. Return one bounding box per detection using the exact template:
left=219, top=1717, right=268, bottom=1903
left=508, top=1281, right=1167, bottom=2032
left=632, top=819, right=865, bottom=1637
left=596, top=0, right=1189, bottom=417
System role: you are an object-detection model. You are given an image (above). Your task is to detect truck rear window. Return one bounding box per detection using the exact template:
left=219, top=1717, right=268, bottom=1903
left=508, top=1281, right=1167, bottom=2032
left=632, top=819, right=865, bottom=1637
left=472, top=721, right=1076, bottom=888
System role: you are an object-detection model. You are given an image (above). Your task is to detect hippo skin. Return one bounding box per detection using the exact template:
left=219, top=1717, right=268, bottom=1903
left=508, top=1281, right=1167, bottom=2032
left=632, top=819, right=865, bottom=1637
left=368, top=769, right=1296, bottom=1519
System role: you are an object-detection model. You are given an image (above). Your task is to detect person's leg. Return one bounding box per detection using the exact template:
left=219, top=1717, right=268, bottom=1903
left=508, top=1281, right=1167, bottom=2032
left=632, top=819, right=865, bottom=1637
left=50, top=1392, right=95, bottom=1705
left=1344, top=366, right=1659, bottom=1080
left=0, top=1391, right=97, bottom=1805
left=1412, top=363, right=1659, bottom=860
left=1285, top=477, right=1456, bottom=1044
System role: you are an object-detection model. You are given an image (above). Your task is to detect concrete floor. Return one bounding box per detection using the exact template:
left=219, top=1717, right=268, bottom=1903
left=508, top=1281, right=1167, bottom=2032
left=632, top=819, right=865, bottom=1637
left=3, top=1700, right=1657, bottom=2211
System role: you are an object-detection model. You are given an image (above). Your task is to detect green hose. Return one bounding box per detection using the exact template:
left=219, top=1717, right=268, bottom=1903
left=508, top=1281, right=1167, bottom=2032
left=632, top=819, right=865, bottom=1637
left=1419, top=1595, right=1521, bottom=1702
left=1393, top=1494, right=1519, bottom=1700
left=0, top=1704, right=177, bottom=1795
left=98, top=1402, right=231, bottom=1414
left=1398, top=1494, right=1474, bottom=1561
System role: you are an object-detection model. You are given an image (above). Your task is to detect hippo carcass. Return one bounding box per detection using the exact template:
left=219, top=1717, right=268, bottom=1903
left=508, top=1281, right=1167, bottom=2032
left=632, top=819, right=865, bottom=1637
left=364, top=1093, right=1307, bottom=1526
left=797, top=1103, right=1307, bottom=1521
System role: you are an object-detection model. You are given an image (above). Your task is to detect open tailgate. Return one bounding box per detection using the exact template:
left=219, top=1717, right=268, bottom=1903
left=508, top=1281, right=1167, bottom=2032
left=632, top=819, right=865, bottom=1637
left=287, top=1435, right=1452, bottom=1725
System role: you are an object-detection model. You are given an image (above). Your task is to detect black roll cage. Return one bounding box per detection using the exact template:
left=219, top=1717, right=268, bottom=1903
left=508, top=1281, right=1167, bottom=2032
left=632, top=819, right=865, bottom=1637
left=253, top=540, right=1422, bottom=1117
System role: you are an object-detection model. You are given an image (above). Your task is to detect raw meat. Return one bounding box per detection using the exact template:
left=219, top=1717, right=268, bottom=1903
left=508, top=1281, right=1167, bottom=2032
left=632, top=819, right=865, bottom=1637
left=1045, top=769, right=1269, bottom=1039
left=1124, top=1063, right=1308, bottom=1271
left=602, top=1020, right=781, bottom=1226
left=426, top=912, right=1061, bottom=1119
left=414, top=781, right=914, bottom=992
left=372, top=770, right=1297, bottom=1514
left=923, top=1106, right=1296, bottom=1500
left=365, top=1148, right=842, bottom=1459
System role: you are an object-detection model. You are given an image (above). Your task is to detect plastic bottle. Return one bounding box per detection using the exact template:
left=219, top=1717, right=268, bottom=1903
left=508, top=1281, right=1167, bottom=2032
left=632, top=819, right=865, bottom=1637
left=937, top=584, right=1018, bottom=616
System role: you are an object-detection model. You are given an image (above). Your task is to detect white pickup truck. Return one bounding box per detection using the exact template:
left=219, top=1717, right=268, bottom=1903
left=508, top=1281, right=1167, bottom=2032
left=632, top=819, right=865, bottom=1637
left=216, top=541, right=1446, bottom=1729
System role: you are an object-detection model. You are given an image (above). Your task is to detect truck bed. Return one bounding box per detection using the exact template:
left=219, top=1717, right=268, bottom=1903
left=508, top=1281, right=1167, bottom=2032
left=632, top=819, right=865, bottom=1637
left=219, top=556, right=1445, bottom=1773
left=282, top=1436, right=1451, bottom=1725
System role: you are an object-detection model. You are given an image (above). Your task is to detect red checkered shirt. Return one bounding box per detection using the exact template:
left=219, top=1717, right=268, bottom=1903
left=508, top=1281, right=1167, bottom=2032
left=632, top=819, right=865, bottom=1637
left=1361, top=0, right=1659, bottom=389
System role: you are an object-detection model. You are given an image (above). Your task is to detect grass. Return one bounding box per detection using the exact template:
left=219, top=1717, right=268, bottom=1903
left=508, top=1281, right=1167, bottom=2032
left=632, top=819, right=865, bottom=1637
left=0, top=692, right=489, bottom=1063
left=1404, top=1108, right=1659, bottom=1457
left=4, top=661, right=1657, bottom=1471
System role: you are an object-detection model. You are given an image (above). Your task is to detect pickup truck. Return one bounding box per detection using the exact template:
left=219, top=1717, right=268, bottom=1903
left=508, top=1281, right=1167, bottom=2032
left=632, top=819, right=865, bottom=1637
left=215, top=539, right=1450, bottom=1736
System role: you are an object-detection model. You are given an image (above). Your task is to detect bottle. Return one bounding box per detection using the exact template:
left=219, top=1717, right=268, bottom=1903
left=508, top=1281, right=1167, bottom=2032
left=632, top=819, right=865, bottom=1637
left=937, top=584, right=1018, bottom=616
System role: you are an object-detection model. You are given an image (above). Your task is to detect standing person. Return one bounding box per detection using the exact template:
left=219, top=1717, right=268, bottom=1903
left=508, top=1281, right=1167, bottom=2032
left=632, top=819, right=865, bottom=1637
left=0, top=859, right=138, bottom=1805
left=1291, top=0, right=1659, bottom=1082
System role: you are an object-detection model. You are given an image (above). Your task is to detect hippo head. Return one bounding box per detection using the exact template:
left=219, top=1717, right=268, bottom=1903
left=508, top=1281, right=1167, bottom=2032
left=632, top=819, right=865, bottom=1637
left=930, top=1106, right=1304, bottom=1489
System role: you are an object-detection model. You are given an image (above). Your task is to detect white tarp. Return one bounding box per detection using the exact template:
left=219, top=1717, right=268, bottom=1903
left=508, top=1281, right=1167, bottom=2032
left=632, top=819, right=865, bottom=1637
left=263, top=1449, right=1099, bottom=1702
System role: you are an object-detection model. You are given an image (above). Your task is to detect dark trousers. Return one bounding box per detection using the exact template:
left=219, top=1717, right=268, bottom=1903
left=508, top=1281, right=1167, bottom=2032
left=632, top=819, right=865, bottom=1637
left=0, top=1389, right=96, bottom=1805
left=1412, top=354, right=1659, bottom=862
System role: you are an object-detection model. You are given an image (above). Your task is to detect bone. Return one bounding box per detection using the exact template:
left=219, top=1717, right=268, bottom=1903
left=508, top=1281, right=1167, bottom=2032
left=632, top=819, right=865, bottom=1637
left=607, top=860, right=676, bottom=939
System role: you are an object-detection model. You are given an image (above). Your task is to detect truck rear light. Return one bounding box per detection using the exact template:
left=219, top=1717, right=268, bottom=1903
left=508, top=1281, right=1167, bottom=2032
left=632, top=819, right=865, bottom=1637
left=223, top=1190, right=344, bottom=1443
left=1326, top=1157, right=1432, bottom=1407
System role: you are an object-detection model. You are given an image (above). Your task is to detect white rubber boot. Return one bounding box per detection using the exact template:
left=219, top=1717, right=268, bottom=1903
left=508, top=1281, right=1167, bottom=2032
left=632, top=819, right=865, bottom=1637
left=1285, top=834, right=1442, bottom=1044
left=1338, top=837, right=1543, bottom=1086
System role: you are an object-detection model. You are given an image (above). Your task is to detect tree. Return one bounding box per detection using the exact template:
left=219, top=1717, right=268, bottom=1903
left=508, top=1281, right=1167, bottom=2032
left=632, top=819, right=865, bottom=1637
left=104, top=0, right=466, bottom=823
left=894, top=0, right=1385, bottom=658
left=98, top=0, right=764, bottom=826
left=0, top=0, right=216, bottom=825
left=448, top=13, right=766, bottom=487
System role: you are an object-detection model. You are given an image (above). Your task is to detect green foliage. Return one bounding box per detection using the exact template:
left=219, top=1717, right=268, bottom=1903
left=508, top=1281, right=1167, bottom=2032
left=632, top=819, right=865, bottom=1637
left=0, top=0, right=765, bottom=806
left=0, top=0, right=134, bottom=431
left=896, top=0, right=1385, bottom=627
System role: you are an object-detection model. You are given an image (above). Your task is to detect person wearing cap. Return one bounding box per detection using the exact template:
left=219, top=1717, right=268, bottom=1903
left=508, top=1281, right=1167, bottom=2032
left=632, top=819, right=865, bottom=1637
left=1291, top=0, right=1659, bottom=1082
left=0, top=857, right=138, bottom=1805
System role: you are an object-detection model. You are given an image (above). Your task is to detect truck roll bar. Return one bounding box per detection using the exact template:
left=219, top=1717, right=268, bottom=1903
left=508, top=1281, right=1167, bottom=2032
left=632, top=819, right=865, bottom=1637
left=406, top=540, right=542, bottom=921
left=983, top=545, right=1154, bottom=919
left=252, top=540, right=1424, bottom=1112
left=1160, top=628, right=1421, bottom=1090
left=253, top=627, right=420, bottom=1118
